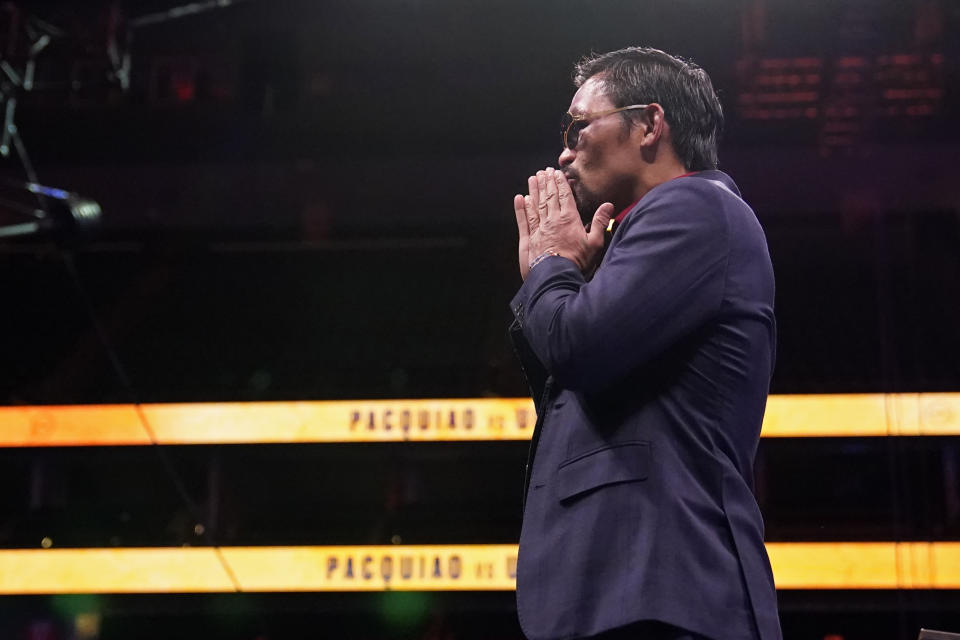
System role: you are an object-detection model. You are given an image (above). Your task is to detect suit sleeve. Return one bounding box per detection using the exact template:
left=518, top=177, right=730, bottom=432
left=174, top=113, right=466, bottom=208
left=509, top=318, right=549, bottom=407
left=509, top=184, right=729, bottom=394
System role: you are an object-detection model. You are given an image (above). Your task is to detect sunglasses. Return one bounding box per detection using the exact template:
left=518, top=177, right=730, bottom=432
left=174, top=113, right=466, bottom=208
left=561, top=104, right=650, bottom=150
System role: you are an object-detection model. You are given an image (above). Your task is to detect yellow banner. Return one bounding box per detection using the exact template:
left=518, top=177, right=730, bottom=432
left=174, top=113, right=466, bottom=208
left=1, top=394, right=958, bottom=446
left=146, top=399, right=537, bottom=444
left=0, top=404, right=152, bottom=447
left=222, top=545, right=516, bottom=592
left=0, top=543, right=958, bottom=594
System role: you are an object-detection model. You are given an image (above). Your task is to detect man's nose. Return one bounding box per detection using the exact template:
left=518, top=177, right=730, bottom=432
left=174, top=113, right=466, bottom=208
left=558, top=146, right=575, bottom=168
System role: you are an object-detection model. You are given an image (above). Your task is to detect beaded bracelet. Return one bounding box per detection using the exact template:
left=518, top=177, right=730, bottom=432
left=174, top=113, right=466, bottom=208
left=529, top=250, right=560, bottom=271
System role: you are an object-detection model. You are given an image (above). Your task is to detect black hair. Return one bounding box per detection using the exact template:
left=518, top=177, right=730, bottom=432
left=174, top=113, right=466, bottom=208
left=574, top=47, right=723, bottom=170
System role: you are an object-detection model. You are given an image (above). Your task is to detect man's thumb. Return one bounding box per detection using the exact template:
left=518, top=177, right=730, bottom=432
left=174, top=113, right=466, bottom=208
left=587, top=202, right=615, bottom=244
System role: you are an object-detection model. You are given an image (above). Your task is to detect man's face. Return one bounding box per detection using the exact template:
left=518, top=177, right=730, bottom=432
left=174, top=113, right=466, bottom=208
left=559, top=77, right=642, bottom=217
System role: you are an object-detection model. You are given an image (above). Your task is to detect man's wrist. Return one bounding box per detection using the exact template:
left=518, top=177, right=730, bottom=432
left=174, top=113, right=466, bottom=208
left=528, top=250, right=561, bottom=271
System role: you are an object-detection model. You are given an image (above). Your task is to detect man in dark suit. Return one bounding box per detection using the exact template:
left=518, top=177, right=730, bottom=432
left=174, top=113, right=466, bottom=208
left=510, top=47, right=782, bottom=640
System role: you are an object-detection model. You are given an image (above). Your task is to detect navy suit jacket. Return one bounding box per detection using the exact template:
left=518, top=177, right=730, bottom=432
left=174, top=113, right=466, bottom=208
left=509, top=171, right=781, bottom=640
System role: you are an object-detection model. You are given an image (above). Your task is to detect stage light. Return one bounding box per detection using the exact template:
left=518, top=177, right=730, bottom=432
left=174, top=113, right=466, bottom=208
left=0, top=180, right=102, bottom=238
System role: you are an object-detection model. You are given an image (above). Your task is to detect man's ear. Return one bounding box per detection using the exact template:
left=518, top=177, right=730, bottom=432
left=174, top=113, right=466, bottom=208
left=636, top=103, right=667, bottom=148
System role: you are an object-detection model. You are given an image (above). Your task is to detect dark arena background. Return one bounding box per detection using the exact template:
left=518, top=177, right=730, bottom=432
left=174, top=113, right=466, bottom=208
left=1, top=0, right=959, bottom=639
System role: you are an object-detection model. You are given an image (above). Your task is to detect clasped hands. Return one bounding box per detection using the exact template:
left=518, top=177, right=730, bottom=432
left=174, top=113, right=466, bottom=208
left=513, top=167, right=614, bottom=281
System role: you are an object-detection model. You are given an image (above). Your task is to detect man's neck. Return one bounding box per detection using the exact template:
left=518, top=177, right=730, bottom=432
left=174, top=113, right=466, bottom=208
left=613, top=163, right=698, bottom=224
left=631, top=160, right=691, bottom=203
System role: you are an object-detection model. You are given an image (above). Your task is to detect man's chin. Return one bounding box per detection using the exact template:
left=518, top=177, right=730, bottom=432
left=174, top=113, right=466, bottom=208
left=572, top=185, right=601, bottom=221
left=571, top=183, right=586, bottom=210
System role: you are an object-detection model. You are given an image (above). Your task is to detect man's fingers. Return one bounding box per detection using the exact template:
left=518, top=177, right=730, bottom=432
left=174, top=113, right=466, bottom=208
left=514, top=193, right=532, bottom=279
left=554, top=170, right=578, bottom=216
left=586, top=202, right=615, bottom=248
left=527, top=175, right=539, bottom=212
left=524, top=176, right=540, bottom=233
left=555, top=171, right=580, bottom=220
left=543, top=168, right=560, bottom=220
left=536, top=171, right=548, bottom=215
left=514, top=194, right=528, bottom=239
